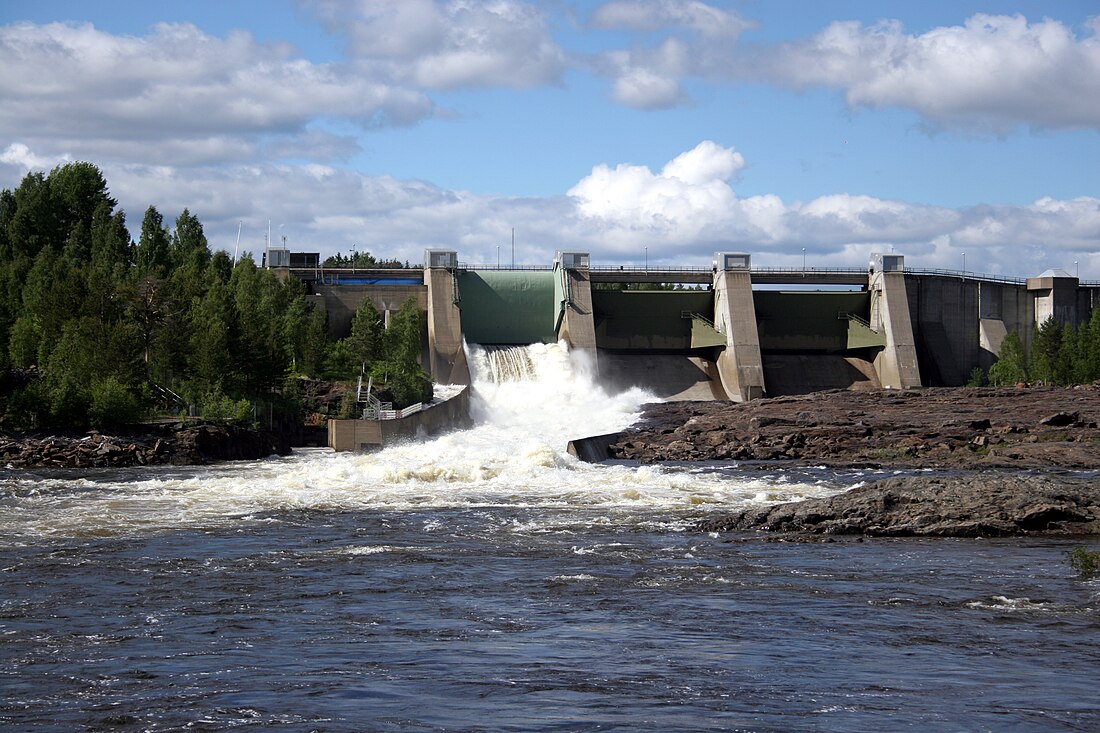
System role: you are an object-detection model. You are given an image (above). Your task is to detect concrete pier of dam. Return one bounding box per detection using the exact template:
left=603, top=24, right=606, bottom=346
left=279, top=251, right=1099, bottom=402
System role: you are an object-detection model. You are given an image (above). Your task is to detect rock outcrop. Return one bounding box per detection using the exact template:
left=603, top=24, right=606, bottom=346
left=0, top=423, right=291, bottom=469
left=698, top=475, right=1100, bottom=537
left=603, top=386, right=1100, bottom=469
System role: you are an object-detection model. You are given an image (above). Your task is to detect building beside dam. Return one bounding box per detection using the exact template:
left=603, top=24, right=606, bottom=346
left=279, top=250, right=1099, bottom=402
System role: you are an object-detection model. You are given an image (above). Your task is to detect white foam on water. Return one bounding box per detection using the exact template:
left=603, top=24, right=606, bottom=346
left=0, top=342, right=840, bottom=538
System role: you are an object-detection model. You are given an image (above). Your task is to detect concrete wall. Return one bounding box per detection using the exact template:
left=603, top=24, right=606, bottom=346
left=310, top=284, right=427, bottom=339
left=591, top=290, right=713, bottom=351
left=713, top=270, right=765, bottom=401
left=868, top=270, right=921, bottom=389
left=425, top=268, right=470, bottom=385
left=907, top=275, right=1098, bottom=385
left=328, top=386, right=471, bottom=451
left=556, top=267, right=598, bottom=359
left=903, top=275, right=978, bottom=386
left=754, top=291, right=870, bottom=353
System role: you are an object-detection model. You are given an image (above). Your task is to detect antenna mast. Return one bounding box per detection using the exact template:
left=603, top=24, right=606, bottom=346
left=233, top=221, right=242, bottom=263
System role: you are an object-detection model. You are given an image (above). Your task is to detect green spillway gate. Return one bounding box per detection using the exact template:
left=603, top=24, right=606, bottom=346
left=456, top=270, right=558, bottom=345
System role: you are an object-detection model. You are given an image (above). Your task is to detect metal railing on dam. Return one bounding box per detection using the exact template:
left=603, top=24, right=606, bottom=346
left=289, top=265, right=1098, bottom=288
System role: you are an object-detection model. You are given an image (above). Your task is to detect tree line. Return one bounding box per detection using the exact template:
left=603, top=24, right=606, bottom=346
left=982, top=313, right=1100, bottom=387
left=0, top=162, right=430, bottom=430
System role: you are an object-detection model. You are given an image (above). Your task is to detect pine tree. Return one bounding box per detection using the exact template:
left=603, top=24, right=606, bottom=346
left=988, top=331, right=1029, bottom=386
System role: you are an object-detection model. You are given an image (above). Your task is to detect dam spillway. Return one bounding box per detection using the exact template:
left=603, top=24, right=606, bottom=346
left=283, top=252, right=1100, bottom=400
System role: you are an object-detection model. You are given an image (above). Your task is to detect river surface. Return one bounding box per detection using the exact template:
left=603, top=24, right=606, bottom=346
left=2, top=344, right=1098, bottom=732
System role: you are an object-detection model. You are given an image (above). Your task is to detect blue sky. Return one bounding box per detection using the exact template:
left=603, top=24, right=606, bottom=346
left=1, top=1, right=1098, bottom=277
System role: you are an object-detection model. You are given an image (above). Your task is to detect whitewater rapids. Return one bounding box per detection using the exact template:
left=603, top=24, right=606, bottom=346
left=0, top=342, right=844, bottom=539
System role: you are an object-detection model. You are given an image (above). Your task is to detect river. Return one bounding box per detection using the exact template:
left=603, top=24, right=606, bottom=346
left=1, top=344, right=1098, bottom=731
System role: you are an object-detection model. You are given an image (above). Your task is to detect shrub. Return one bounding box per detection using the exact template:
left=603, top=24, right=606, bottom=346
left=201, top=391, right=253, bottom=425
left=966, top=366, right=986, bottom=387
left=89, top=376, right=143, bottom=427
left=1066, top=546, right=1100, bottom=579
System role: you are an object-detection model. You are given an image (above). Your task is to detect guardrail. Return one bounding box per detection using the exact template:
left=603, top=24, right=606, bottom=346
left=309, top=263, right=1096, bottom=287
left=376, top=402, right=423, bottom=421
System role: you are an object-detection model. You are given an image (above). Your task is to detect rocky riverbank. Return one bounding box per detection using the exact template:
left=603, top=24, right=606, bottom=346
left=0, top=423, right=291, bottom=469
left=587, top=386, right=1100, bottom=538
left=607, top=386, right=1100, bottom=469
left=698, top=475, right=1100, bottom=538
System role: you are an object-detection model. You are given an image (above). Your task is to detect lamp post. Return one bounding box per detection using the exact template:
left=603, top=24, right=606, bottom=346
left=1075, top=260, right=1079, bottom=278
left=645, top=246, right=648, bottom=272
left=802, top=247, right=806, bottom=271
left=496, top=245, right=500, bottom=268
left=961, top=251, right=966, bottom=274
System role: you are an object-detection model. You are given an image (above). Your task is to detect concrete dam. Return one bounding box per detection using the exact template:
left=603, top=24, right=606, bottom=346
left=292, top=251, right=1100, bottom=401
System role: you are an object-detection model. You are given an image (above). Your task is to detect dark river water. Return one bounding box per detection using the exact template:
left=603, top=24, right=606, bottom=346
left=3, top=345, right=1099, bottom=731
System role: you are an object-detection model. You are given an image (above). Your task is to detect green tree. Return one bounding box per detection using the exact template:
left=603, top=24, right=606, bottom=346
left=348, top=298, right=385, bottom=368
left=282, top=297, right=328, bottom=376
left=229, top=255, right=290, bottom=398
left=135, top=205, right=171, bottom=276
left=372, top=296, right=432, bottom=407
left=170, top=209, right=210, bottom=271
left=7, top=171, right=59, bottom=261
left=187, top=278, right=237, bottom=399
left=48, top=161, right=115, bottom=240
left=1031, top=317, right=1069, bottom=385
left=988, top=331, right=1029, bottom=386
left=1076, top=309, right=1100, bottom=383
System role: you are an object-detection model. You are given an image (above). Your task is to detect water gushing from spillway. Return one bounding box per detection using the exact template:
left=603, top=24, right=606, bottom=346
left=0, top=342, right=845, bottom=540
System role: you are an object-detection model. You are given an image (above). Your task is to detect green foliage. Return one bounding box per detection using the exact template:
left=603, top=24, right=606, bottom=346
left=372, top=360, right=433, bottom=407
left=0, top=162, right=437, bottom=430
left=89, top=376, right=143, bottom=427
left=1031, top=316, right=1071, bottom=385
left=965, top=366, right=986, bottom=387
left=349, top=298, right=385, bottom=367
left=337, top=390, right=360, bottom=419
left=4, top=381, right=49, bottom=430
left=987, top=332, right=1029, bottom=386
left=322, top=339, right=359, bottom=381
left=200, top=391, right=253, bottom=425
left=135, top=206, right=171, bottom=276
left=322, top=251, right=408, bottom=269
left=1066, top=546, right=1100, bottom=579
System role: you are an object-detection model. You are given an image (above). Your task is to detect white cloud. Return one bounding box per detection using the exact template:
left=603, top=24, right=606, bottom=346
left=587, top=1, right=751, bottom=109
left=308, top=0, right=566, bottom=89
left=2, top=141, right=1097, bottom=279
left=741, top=13, right=1100, bottom=131
left=0, top=143, right=70, bottom=170
left=590, top=0, right=752, bottom=41
left=0, top=20, right=434, bottom=166
left=564, top=141, right=1099, bottom=274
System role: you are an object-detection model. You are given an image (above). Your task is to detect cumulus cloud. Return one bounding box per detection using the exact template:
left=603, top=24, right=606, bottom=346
left=307, top=0, right=566, bottom=89
left=565, top=141, right=1099, bottom=274
left=740, top=13, right=1100, bottom=131
left=587, top=0, right=751, bottom=108
left=585, top=5, right=1100, bottom=130
left=590, top=0, right=753, bottom=39
left=0, top=20, right=433, bottom=166
left=2, top=140, right=1097, bottom=278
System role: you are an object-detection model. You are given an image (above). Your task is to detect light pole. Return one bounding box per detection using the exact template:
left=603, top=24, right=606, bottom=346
left=802, top=247, right=806, bottom=271
left=496, top=245, right=500, bottom=268
left=961, top=251, right=966, bottom=274
left=1075, top=260, right=1079, bottom=278
left=645, top=246, right=648, bottom=272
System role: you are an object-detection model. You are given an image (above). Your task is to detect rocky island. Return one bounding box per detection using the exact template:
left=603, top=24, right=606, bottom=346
left=584, top=386, right=1100, bottom=537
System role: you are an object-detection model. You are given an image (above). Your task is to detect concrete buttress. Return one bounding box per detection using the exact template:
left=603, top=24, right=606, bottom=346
left=869, top=270, right=921, bottom=389
left=425, top=268, right=470, bottom=385
left=712, top=270, right=765, bottom=401
left=555, top=264, right=598, bottom=370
